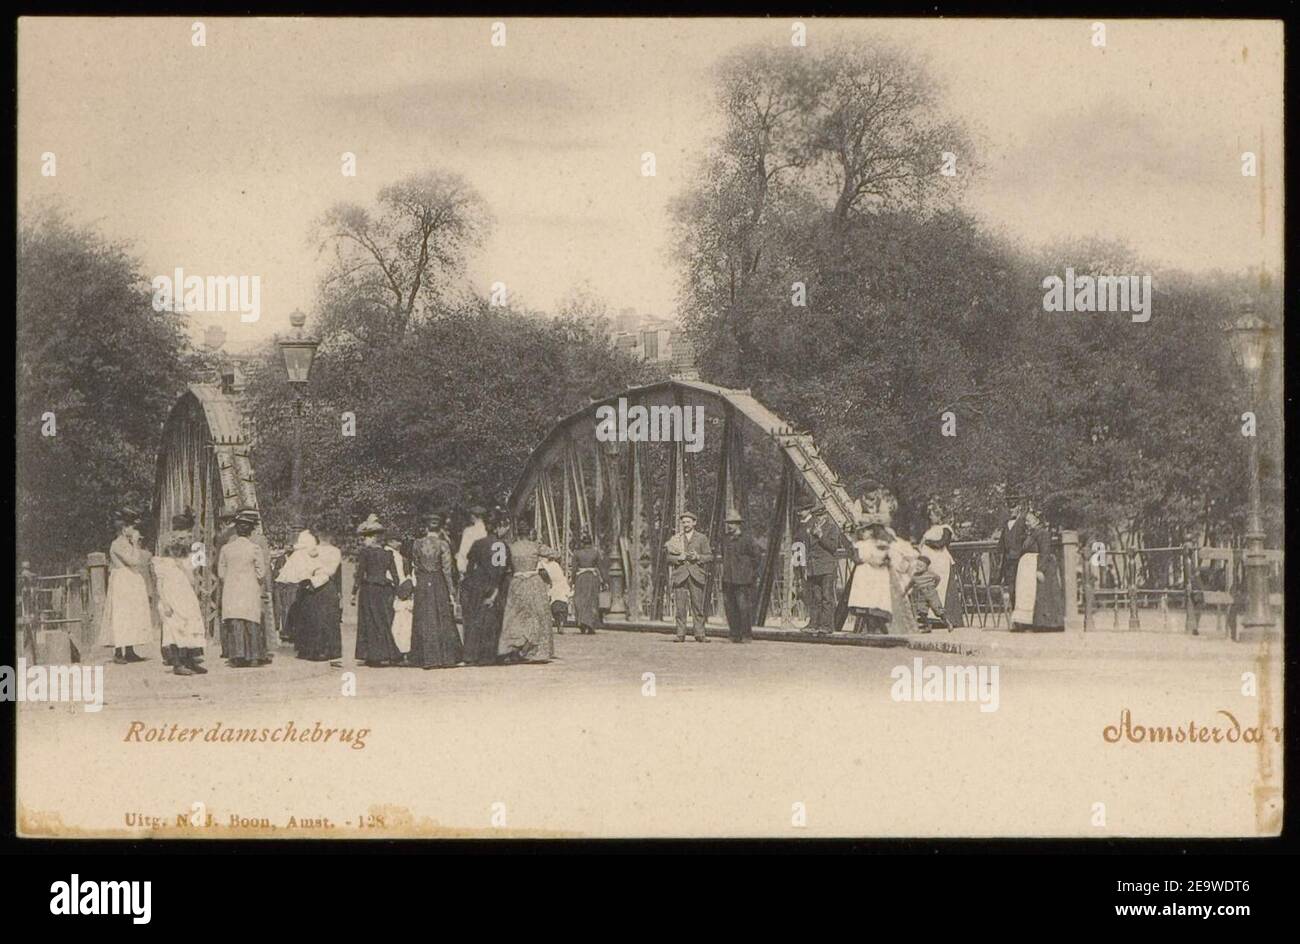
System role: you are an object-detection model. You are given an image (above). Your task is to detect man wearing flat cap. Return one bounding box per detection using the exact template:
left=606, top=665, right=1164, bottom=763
left=665, top=510, right=712, bottom=642
left=720, top=511, right=762, bottom=643
left=795, top=498, right=842, bottom=635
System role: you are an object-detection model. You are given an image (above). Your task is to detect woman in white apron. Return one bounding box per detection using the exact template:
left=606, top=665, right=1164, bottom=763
left=921, top=523, right=963, bottom=627
left=846, top=522, right=893, bottom=634
left=1011, top=510, right=1043, bottom=629
left=388, top=539, right=415, bottom=659
left=99, top=513, right=154, bottom=663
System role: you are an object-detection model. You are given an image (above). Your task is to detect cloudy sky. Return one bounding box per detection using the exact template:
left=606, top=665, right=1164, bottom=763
left=19, top=17, right=1283, bottom=349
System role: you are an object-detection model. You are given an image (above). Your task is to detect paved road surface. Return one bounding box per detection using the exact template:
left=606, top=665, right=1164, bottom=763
left=17, top=624, right=1282, bottom=838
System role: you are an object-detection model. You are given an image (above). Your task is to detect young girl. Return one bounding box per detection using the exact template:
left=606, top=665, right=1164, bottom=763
left=152, top=530, right=208, bottom=675
left=846, top=522, right=893, bottom=634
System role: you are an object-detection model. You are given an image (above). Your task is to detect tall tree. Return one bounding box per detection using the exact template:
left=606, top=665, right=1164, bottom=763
left=671, top=39, right=1277, bottom=546
left=17, top=204, right=192, bottom=566
left=314, top=171, right=492, bottom=345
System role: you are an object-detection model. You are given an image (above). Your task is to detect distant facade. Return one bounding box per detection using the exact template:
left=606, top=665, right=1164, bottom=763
left=604, top=310, right=695, bottom=376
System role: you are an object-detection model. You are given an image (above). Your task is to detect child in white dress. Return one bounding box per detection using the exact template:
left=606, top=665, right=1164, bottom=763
left=152, top=530, right=209, bottom=675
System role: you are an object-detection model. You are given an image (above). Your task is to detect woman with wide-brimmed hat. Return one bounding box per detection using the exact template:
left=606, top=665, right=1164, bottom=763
left=98, top=509, right=153, bottom=663
left=351, top=514, right=402, bottom=667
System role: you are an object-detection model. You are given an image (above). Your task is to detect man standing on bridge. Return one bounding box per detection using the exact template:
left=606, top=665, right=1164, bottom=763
left=719, top=511, right=762, bottom=643
left=666, top=511, right=712, bottom=643
left=795, top=499, right=842, bottom=635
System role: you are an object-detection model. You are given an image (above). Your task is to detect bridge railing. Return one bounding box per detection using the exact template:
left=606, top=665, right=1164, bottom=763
left=16, top=558, right=99, bottom=663
left=949, top=534, right=1282, bottom=635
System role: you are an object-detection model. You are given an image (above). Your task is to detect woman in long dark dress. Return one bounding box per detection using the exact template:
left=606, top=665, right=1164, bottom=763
left=410, top=512, right=463, bottom=668
left=461, top=515, right=510, bottom=665
left=570, top=530, right=604, bottom=634
left=294, top=525, right=343, bottom=662
left=352, top=514, right=402, bottom=666
left=1028, top=513, right=1065, bottom=630
left=1011, top=510, right=1065, bottom=631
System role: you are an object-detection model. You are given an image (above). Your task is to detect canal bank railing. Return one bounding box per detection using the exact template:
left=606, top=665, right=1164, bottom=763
left=950, top=533, right=1282, bottom=635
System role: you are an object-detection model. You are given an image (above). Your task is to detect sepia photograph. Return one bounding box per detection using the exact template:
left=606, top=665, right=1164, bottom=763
left=13, top=15, right=1285, bottom=843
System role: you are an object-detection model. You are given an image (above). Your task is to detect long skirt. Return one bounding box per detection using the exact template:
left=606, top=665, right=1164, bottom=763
left=294, top=584, right=342, bottom=661
left=222, top=618, right=268, bottom=662
left=274, top=581, right=300, bottom=642
left=461, top=584, right=503, bottom=665
left=355, top=584, right=401, bottom=664
left=410, top=571, right=462, bottom=668
left=498, top=573, right=554, bottom=662
left=158, top=588, right=206, bottom=651
left=1032, top=554, right=1065, bottom=629
left=838, top=565, right=918, bottom=634
left=279, top=584, right=304, bottom=644
left=848, top=562, right=892, bottom=611
left=572, top=570, right=602, bottom=630
left=101, top=567, right=154, bottom=648
left=930, top=549, right=964, bottom=627
left=888, top=571, right=919, bottom=634
left=391, top=600, right=413, bottom=654
left=1011, top=554, right=1039, bottom=626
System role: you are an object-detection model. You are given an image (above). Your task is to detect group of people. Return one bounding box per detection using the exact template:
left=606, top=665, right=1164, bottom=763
left=629, top=493, right=1017, bottom=643
left=794, top=496, right=959, bottom=637
left=98, top=505, right=275, bottom=674
left=351, top=506, right=607, bottom=669
left=98, top=500, right=617, bottom=675
left=793, top=491, right=1064, bottom=636
left=95, top=487, right=1065, bottom=673
left=994, top=504, right=1066, bottom=632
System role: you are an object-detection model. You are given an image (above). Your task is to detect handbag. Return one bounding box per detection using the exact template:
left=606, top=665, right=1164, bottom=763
left=598, top=590, right=612, bottom=610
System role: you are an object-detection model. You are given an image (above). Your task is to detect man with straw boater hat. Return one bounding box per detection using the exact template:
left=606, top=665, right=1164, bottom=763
left=665, top=510, right=712, bottom=643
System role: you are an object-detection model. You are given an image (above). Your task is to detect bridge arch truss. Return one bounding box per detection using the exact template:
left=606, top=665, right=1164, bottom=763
left=508, top=379, right=858, bottom=626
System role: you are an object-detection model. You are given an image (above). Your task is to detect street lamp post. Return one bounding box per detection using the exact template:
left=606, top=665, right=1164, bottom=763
left=277, top=310, right=320, bottom=530
left=1225, top=300, right=1273, bottom=640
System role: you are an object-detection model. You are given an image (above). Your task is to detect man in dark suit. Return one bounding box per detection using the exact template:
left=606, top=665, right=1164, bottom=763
left=995, top=500, right=1028, bottom=605
left=666, top=511, right=712, bottom=642
left=795, top=499, right=842, bottom=635
left=719, top=511, right=762, bottom=643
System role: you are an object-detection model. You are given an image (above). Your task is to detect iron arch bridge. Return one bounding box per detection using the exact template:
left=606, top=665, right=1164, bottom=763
left=153, top=383, right=269, bottom=635
left=150, top=379, right=862, bottom=633
left=508, top=379, right=859, bottom=627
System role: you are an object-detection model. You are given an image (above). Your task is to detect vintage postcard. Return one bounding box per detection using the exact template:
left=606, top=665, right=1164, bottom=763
left=14, top=16, right=1284, bottom=839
